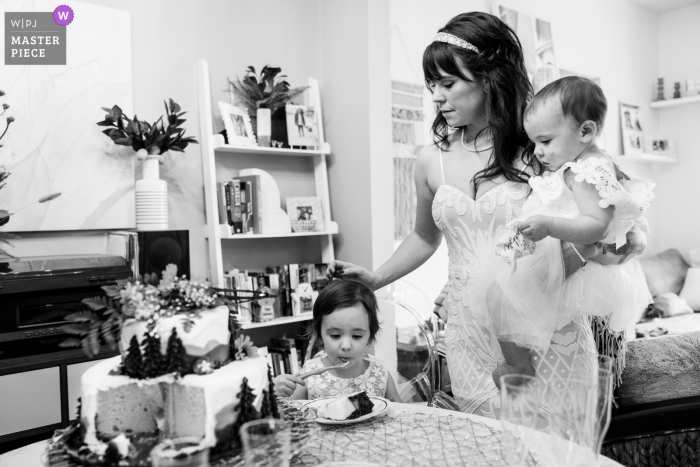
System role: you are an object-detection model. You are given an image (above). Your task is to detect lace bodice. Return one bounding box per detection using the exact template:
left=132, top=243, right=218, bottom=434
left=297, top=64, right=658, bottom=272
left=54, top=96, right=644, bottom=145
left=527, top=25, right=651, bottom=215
left=303, top=352, right=388, bottom=399
left=432, top=182, right=529, bottom=324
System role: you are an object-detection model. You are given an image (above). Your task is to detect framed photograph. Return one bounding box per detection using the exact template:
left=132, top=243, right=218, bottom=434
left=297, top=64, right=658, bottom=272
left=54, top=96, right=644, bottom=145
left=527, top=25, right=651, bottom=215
left=493, top=4, right=559, bottom=93
left=218, top=102, right=256, bottom=147
left=286, top=196, right=324, bottom=232
left=619, top=102, right=644, bottom=156
left=643, top=134, right=676, bottom=157
left=285, top=104, right=320, bottom=148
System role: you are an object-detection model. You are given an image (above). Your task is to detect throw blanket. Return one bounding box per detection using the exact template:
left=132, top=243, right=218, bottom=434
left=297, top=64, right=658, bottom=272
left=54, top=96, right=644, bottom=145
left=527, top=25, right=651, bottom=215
left=617, top=330, right=700, bottom=406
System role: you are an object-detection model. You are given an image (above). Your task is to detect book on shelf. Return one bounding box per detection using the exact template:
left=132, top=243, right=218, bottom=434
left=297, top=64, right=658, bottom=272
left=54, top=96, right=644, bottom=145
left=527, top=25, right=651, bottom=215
left=230, top=179, right=243, bottom=234
left=269, top=337, right=300, bottom=374
left=217, top=182, right=230, bottom=226
left=239, top=174, right=262, bottom=234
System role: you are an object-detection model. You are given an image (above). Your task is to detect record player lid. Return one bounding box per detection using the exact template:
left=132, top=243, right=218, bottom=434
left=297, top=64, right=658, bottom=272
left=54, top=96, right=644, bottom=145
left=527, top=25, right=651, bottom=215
left=0, top=254, right=128, bottom=275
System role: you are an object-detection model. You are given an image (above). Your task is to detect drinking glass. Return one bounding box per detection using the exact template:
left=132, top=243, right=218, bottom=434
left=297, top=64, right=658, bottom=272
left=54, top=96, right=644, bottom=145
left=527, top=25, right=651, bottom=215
left=499, top=374, right=543, bottom=466
left=240, top=418, right=292, bottom=467
left=548, top=356, right=613, bottom=466
left=592, top=359, right=614, bottom=460
left=150, top=437, right=209, bottom=467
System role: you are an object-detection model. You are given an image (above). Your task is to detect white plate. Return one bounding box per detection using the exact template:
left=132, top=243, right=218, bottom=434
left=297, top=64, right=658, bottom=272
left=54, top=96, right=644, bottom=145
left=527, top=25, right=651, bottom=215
left=301, top=396, right=390, bottom=425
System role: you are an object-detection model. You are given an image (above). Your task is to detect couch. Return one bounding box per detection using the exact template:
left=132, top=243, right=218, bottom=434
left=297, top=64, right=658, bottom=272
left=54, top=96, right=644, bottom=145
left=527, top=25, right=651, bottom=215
left=603, top=249, right=700, bottom=466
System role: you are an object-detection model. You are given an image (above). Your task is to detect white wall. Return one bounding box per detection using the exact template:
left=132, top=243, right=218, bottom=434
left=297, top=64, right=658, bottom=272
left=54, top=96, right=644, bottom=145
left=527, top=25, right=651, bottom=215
left=655, top=4, right=700, bottom=261
left=3, top=0, right=396, bottom=281
left=389, top=0, right=663, bottom=305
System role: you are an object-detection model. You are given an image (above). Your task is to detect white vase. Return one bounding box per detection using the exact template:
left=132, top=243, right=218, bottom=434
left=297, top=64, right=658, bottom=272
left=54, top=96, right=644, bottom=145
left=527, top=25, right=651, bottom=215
left=256, top=108, right=271, bottom=147
left=135, top=154, right=168, bottom=231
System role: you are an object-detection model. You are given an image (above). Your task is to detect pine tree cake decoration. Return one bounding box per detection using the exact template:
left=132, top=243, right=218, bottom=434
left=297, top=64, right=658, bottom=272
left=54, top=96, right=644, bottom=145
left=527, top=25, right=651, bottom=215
left=123, top=335, right=144, bottom=379
left=142, top=332, right=163, bottom=378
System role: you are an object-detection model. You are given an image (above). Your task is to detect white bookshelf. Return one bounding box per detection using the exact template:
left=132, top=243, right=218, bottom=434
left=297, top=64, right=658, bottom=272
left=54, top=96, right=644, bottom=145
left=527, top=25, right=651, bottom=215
left=612, top=153, right=677, bottom=164
left=239, top=314, right=313, bottom=330
left=197, top=59, right=337, bottom=288
left=650, top=95, right=700, bottom=109
left=213, top=138, right=331, bottom=157
left=206, top=221, right=339, bottom=240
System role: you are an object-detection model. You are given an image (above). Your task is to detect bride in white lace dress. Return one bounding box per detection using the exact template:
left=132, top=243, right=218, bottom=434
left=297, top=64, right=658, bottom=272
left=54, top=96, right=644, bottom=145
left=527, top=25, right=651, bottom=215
left=327, top=12, right=643, bottom=426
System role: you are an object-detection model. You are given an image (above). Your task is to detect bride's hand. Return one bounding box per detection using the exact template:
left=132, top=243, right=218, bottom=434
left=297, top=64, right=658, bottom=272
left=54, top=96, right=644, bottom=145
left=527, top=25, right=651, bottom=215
left=326, top=260, right=379, bottom=289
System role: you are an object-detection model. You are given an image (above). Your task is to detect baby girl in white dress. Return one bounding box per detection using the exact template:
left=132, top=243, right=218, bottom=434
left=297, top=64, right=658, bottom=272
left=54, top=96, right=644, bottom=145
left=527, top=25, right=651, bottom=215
left=474, top=76, right=654, bottom=385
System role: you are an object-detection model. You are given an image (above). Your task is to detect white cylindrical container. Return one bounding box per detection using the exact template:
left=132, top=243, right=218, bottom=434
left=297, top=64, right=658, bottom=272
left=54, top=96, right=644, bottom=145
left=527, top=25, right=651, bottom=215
left=135, top=155, right=168, bottom=231
left=256, top=107, right=271, bottom=147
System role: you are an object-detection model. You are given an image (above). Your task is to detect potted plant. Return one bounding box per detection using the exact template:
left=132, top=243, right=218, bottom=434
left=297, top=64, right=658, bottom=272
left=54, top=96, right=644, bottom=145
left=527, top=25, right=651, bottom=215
left=97, top=99, right=198, bottom=160
left=228, top=66, right=308, bottom=147
left=96, top=99, right=198, bottom=231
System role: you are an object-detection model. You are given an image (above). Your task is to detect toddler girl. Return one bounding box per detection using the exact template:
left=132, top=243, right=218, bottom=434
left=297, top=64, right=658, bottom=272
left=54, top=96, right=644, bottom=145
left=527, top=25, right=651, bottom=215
left=478, top=76, right=654, bottom=385
left=273, top=279, right=401, bottom=401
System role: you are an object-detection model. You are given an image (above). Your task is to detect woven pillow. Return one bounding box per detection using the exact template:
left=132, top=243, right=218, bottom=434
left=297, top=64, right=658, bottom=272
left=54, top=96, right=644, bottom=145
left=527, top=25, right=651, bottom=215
left=638, top=249, right=690, bottom=297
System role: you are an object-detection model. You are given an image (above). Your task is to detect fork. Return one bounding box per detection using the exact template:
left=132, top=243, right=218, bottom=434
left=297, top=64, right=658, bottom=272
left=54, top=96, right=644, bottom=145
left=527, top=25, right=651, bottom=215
left=298, top=361, right=350, bottom=380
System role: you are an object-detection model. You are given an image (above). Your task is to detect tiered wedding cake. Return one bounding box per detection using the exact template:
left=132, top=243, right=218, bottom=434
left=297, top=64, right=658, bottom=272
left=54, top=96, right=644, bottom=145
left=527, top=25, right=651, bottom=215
left=58, top=265, right=276, bottom=465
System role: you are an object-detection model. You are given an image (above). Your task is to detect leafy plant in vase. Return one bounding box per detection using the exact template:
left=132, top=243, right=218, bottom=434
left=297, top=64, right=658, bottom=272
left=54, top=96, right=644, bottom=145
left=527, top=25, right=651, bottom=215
left=96, top=99, right=198, bottom=230
left=228, top=66, right=308, bottom=147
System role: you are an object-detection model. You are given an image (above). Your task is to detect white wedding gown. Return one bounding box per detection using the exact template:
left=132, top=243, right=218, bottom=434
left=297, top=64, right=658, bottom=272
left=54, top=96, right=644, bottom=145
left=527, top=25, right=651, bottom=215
left=432, top=154, right=597, bottom=427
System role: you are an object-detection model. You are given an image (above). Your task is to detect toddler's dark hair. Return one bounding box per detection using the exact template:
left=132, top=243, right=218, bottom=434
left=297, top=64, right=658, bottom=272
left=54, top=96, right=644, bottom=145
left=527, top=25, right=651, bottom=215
left=525, top=76, right=607, bottom=129
left=311, top=280, right=380, bottom=344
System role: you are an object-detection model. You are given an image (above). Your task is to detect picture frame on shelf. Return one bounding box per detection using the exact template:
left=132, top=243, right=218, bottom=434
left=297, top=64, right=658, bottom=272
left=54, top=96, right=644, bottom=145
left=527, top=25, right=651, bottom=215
left=218, top=102, right=256, bottom=147
left=643, top=134, right=676, bottom=158
left=286, top=196, right=325, bottom=232
left=285, top=104, right=320, bottom=148
left=619, top=102, right=644, bottom=156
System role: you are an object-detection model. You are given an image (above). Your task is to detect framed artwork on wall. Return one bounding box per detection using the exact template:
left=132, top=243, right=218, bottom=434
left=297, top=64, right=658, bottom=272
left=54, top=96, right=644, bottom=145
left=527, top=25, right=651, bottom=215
left=218, top=102, right=256, bottom=147
left=619, top=102, right=644, bottom=156
left=0, top=2, right=135, bottom=232
left=286, top=196, right=324, bottom=232
left=492, top=4, right=559, bottom=93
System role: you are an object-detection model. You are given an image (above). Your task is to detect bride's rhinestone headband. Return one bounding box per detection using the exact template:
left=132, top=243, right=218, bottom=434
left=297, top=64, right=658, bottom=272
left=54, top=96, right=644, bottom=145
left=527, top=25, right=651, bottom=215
left=433, top=32, right=480, bottom=53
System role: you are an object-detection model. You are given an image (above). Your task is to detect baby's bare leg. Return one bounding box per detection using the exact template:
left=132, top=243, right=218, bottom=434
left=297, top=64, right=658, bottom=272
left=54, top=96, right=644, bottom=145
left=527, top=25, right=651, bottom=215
left=493, top=340, right=535, bottom=389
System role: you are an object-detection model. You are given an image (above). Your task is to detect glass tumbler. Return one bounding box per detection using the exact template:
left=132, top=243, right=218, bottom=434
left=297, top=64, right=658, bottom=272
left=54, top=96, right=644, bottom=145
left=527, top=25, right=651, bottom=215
left=240, top=418, right=292, bottom=467
left=499, top=374, right=543, bottom=466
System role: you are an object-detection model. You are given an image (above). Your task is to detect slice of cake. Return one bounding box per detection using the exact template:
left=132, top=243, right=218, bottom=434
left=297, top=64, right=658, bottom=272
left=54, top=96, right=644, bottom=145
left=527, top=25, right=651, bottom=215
left=317, top=391, right=374, bottom=421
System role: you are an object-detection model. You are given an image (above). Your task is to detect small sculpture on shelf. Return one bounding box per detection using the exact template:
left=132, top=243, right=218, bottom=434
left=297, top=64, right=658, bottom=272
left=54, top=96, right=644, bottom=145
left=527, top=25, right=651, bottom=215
left=673, top=82, right=681, bottom=99
left=656, top=77, right=665, bottom=101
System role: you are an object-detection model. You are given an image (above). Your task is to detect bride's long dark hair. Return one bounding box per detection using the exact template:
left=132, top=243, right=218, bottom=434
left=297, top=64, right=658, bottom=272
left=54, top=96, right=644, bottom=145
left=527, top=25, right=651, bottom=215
left=423, top=12, right=537, bottom=189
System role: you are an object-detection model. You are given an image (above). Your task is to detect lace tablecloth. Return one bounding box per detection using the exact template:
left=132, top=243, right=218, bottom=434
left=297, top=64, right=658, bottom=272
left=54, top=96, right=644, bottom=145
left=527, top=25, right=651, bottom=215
left=292, top=403, right=622, bottom=467
left=0, top=403, right=623, bottom=467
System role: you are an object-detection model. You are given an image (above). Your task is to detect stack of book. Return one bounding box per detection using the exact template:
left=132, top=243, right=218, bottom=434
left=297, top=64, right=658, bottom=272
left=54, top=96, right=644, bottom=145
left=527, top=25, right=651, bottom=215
left=260, top=337, right=310, bottom=377
left=218, top=174, right=262, bottom=235
left=224, top=263, right=329, bottom=322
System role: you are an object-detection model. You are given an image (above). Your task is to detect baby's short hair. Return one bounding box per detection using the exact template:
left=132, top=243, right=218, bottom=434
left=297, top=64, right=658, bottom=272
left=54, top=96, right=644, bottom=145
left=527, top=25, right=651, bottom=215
left=525, top=76, right=607, bottom=129
left=311, top=280, right=381, bottom=343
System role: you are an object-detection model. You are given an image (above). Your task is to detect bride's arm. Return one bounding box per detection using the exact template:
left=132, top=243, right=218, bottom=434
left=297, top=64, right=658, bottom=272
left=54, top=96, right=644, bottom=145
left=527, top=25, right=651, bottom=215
left=563, top=225, right=646, bottom=278
left=371, top=147, right=443, bottom=289
left=326, top=146, right=443, bottom=291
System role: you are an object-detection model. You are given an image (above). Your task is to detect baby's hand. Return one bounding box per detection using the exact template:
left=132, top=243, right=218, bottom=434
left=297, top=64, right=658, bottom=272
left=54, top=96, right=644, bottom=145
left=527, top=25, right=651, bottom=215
left=518, top=215, right=550, bottom=242
left=272, top=373, right=305, bottom=398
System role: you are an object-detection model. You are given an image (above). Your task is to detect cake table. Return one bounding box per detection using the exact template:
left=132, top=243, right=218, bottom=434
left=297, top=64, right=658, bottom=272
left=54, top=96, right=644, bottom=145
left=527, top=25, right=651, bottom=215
left=0, top=402, right=624, bottom=467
